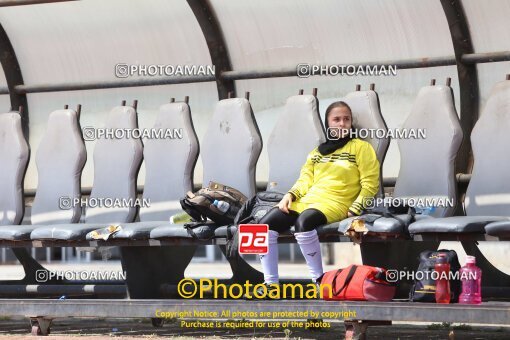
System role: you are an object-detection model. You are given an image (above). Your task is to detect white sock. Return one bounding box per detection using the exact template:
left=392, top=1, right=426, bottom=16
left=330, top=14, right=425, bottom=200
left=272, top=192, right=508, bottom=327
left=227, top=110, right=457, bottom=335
left=259, top=230, right=280, bottom=284
left=295, top=229, right=323, bottom=282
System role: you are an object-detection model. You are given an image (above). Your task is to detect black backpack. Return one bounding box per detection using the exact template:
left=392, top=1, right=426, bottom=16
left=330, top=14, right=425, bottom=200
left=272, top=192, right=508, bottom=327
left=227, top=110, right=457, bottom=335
left=226, top=191, right=285, bottom=258
left=235, top=191, right=285, bottom=225
left=409, top=249, right=461, bottom=302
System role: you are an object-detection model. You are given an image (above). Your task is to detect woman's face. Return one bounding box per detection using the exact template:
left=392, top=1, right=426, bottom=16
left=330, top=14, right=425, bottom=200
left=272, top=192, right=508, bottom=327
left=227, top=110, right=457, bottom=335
left=327, top=106, right=352, bottom=138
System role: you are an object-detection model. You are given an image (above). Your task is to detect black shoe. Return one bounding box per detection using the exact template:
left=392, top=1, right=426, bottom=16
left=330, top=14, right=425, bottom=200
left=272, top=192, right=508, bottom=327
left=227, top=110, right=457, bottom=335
left=245, top=283, right=281, bottom=300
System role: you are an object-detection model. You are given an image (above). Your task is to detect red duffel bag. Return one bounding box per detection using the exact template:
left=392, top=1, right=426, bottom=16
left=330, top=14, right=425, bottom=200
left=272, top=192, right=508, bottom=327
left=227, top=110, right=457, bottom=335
left=320, top=265, right=396, bottom=301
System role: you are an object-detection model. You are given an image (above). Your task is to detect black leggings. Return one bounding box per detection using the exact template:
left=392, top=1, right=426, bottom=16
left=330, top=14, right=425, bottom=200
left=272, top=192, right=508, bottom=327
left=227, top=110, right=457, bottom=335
left=258, top=207, right=327, bottom=233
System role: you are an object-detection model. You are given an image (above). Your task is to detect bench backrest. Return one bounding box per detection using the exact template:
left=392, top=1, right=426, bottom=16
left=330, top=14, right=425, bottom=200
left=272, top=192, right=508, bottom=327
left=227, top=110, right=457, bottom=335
left=465, top=80, right=510, bottom=216
left=393, top=85, right=463, bottom=217
left=267, top=95, right=325, bottom=192
left=201, top=98, right=262, bottom=197
left=86, top=106, right=143, bottom=223
left=343, top=90, right=389, bottom=197
left=140, top=102, right=199, bottom=221
left=31, top=109, right=86, bottom=225
left=0, top=112, right=29, bottom=225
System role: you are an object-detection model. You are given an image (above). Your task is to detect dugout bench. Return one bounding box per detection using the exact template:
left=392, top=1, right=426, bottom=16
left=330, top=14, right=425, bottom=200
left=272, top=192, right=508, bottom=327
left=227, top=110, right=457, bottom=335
left=0, top=80, right=509, bottom=337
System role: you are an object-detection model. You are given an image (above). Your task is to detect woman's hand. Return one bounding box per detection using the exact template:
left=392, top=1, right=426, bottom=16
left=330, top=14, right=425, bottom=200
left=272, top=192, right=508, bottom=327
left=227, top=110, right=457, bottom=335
left=347, top=210, right=359, bottom=218
left=277, top=193, right=294, bottom=214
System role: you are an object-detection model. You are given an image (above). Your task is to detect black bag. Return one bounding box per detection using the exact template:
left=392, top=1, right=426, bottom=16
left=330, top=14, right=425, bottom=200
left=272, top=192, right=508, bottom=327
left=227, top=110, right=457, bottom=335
left=180, top=181, right=247, bottom=225
left=409, top=249, right=461, bottom=302
left=226, top=191, right=285, bottom=259
left=361, top=201, right=416, bottom=234
left=235, top=191, right=286, bottom=225
left=183, top=221, right=217, bottom=239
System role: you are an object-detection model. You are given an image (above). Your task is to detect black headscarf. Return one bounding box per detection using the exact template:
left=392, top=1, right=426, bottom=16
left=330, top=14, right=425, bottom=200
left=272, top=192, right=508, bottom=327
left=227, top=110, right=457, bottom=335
left=318, top=101, right=355, bottom=156
left=318, top=130, right=353, bottom=156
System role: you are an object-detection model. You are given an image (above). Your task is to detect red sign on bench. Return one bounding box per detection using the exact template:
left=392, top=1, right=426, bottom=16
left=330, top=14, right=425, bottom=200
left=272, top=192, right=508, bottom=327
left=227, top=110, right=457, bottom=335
left=238, top=224, right=269, bottom=254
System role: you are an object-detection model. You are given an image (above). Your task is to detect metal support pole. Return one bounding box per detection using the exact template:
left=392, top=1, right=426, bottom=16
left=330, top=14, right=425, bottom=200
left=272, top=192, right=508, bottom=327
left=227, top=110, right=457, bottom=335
left=221, top=56, right=457, bottom=81
left=0, top=52, right=505, bottom=95
left=461, top=51, right=510, bottom=64
left=186, top=0, right=235, bottom=100
left=0, top=23, right=28, bottom=138
left=441, top=0, right=479, bottom=173
left=0, top=0, right=76, bottom=6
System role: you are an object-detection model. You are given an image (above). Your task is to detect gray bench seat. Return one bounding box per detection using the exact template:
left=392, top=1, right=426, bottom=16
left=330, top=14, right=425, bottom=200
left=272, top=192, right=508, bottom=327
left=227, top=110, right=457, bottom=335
left=150, top=222, right=216, bottom=239
left=98, top=221, right=171, bottom=240
left=0, top=225, right=39, bottom=241
left=30, top=223, right=106, bottom=241
left=409, top=216, right=510, bottom=234
left=409, top=79, right=510, bottom=235
left=0, top=108, right=85, bottom=242
left=212, top=219, right=383, bottom=239
left=485, top=220, right=510, bottom=237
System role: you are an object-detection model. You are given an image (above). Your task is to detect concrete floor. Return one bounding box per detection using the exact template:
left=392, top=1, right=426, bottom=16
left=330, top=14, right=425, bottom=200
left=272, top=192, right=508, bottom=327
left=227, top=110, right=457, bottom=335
left=0, top=261, right=509, bottom=338
left=0, top=317, right=508, bottom=339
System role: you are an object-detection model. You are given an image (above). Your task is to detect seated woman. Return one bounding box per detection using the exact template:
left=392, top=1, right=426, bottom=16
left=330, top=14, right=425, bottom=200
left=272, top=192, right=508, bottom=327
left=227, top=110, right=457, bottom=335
left=258, top=101, right=380, bottom=292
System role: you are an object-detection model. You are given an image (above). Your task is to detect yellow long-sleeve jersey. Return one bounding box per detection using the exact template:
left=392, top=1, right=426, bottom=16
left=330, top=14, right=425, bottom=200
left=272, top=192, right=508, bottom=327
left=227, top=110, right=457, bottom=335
left=288, top=139, right=380, bottom=224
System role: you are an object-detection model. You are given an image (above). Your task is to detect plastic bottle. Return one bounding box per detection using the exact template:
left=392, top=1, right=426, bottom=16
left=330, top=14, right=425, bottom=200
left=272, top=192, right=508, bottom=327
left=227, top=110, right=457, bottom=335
left=169, top=211, right=192, bottom=224
left=459, top=255, right=482, bottom=304
left=416, top=206, right=436, bottom=216
left=435, top=253, right=451, bottom=304
left=213, top=199, right=230, bottom=213
left=268, top=181, right=278, bottom=190
left=423, top=206, right=436, bottom=216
